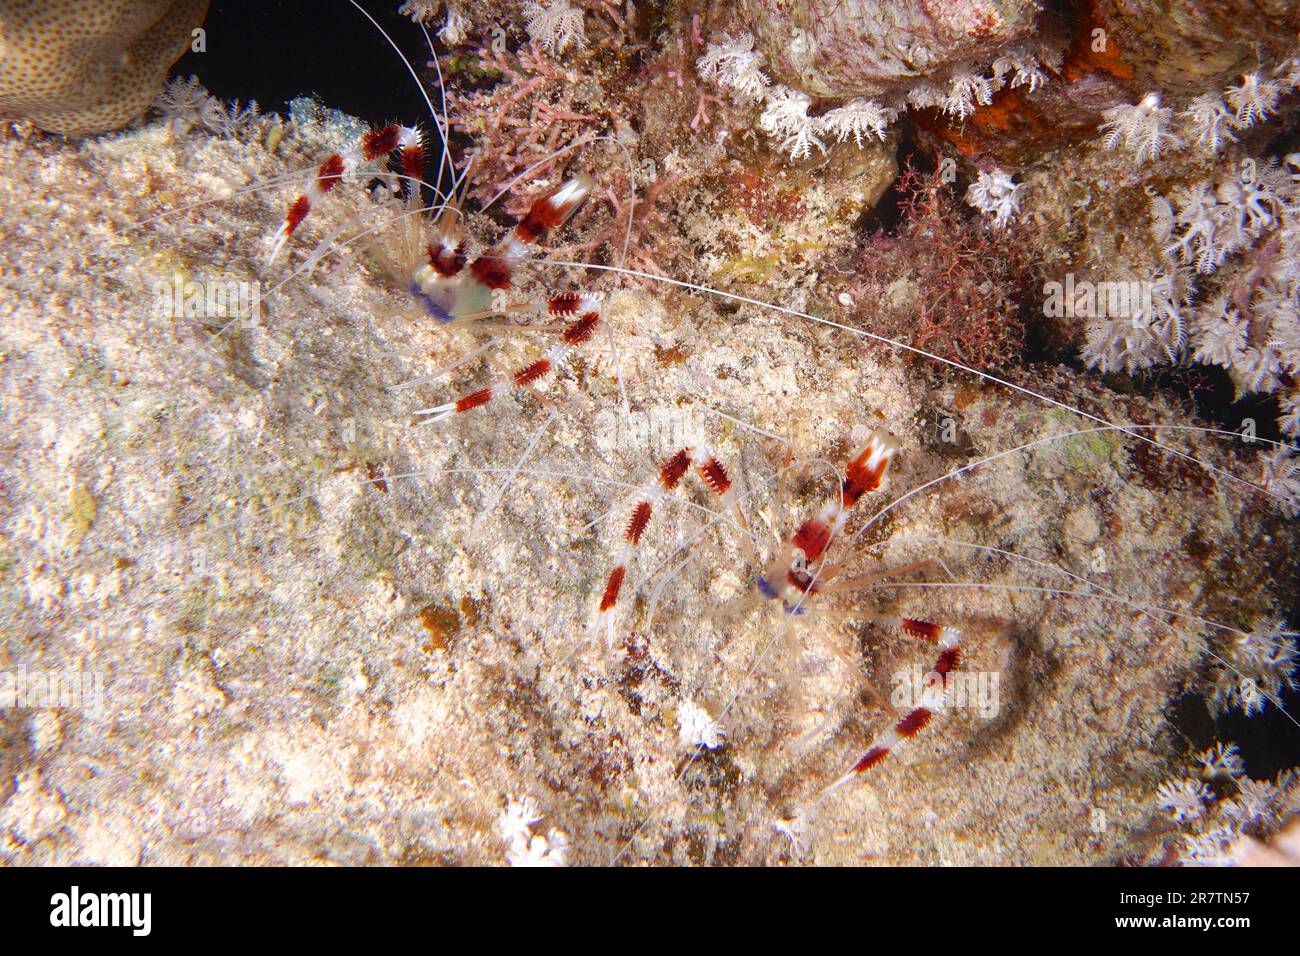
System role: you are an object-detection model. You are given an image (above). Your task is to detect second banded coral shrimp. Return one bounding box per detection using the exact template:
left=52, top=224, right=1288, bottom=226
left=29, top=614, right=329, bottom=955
left=587, top=425, right=965, bottom=796
left=573, top=400, right=1300, bottom=864
left=120, top=3, right=1300, bottom=865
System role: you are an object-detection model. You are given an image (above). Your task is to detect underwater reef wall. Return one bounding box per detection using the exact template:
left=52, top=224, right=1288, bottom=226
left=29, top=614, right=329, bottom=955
left=0, top=0, right=1297, bottom=865
left=739, top=0, right=1045, bottom=98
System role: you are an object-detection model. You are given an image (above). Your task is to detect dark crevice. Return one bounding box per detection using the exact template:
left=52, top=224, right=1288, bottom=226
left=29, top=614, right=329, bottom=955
left=859, top=133, right=934, bottom=237
left=1171, top=677, right=1300, bottom=783
left=173, top=0, right=430, bottom=128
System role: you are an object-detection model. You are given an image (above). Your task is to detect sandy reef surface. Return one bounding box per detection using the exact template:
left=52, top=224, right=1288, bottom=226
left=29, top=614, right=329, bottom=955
left=0, top=104, right=1296, bottom=866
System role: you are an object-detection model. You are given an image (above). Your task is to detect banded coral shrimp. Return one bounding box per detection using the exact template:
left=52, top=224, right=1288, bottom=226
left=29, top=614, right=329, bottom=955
left=95, top=2, right=1300, bottom=867
left=582, top=408, right=1300, bottom=864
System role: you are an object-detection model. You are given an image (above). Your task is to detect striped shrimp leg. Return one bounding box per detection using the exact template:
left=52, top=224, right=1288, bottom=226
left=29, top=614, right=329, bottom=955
left=268, top=123, right=424, bottom=261
left=407, top=174, right=596, bottom=325
left=760, top=429, right=900, bottom=605
left=460, top=175, right=596, bottom=294
left=594, top=446, right=744, bottom=648
left=820, top=618, right=963, bottom=797
left=412, top=294, right=602, bottom=424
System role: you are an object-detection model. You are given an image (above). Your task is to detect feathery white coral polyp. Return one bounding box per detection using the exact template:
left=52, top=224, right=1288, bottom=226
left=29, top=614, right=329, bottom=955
left=507, top=829, right=571, bottom=866
left=965, top=168, right=1021, bottom=229
left=1223, top=778, right=1281, bottom=828
left=1182, top=826, right=1236, bottom=866
left=942, top=71, right=994, bottom=121
left=1225, top=72, right=1281, bottom=126
left=696, top=33, right=770, bottom=104
left=1258, top=447, right=1300, bottom=515
left=1099, top=92, right=1182, bottom=164
left=1160, top=162, right=1288, bottom=278
left=992, top=48, right=1050, bottom=92
left=154, top=75, right=210, bottom=133
left=1195, top=741, right=1245, bottom=780
left=1156, top=778, right=1211, bottom=822
left=1190, top=299, right=1249, bottom=368
left=1209, top=616, right=1299, bottom=716
left=904, top=81, right=946, bottom=111
left=1163, top=182, right=1223, bottom=272
left=1081, top=272, right=1188, bottom=375
left=819, top=99, right=897, bottom=147
left=497, top=795, right=543, bottom=844
left=1180, top=94, right=1238, bottom=153
left=677, top=699, right=725, bottom=749
left=758, top=86, right=825, bottom=160
left=498, top=795, right=571, bottom=866
left=522, top=0, right=587, bottom=55
left=154, top=76, right=259, bottom=138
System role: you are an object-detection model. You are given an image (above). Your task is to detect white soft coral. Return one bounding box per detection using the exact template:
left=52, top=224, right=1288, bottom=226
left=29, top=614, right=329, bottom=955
left=1180, top=94, right=1239, bottom=153
left=522, top=0, right=587, bottom=55
left=154, top=76, right=259, bottom=138
left=1280, top=394, right=1300, bottom=438
left=497, top=795, right=543, bottom=844
left=992, top=47, right=1051, bottom=92
left=498, top=794, right=572, bottom=866
left=1190, top=297, right=1249, bottom=368
left=1225, top=71, right=1282, bottom=126
left=819, top=98, right=897, bottom=146
left=1216, top=165, right=1285, bottom=238
left=1151, top=161, right=1296, bottom=416
left=506, top=829, right=571, bottom=866
left=904, top=81, right=947, bottom=111
left=1195, top=742, right=1246, bottom=780
left=1081, top=271, right=1188, bottom=374
left=965, top=167, right=1021, bottom=229
left=1156, top=779, right=1211, bottom=823
left=942, top=70, right=995, bottom=121
left=697, top=32, right=770, bottom=103
left=1164, top=182, right=1230, bottom=273
left=1182, top=825, right=1237, bottom=866
left=758, top=85, right=826, bottom=160
left=702, top=40, right=897, bottom=160
left=1209, top=616, right=1299, bottom=716
left=1223, top=778, right=1282, bottom=828
left=1099, top=92, right=1182, bottom=164
left=1262, top=447, right=1300, bottom=517
left=1160, top=164, right=1286, bottom=275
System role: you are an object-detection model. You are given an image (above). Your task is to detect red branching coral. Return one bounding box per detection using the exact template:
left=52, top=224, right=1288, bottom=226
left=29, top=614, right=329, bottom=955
left=844, top=163, right=1028, bottom=372
left=434, top=17, right=715, bottom=282
left=446, top=43, right=620, bottom=211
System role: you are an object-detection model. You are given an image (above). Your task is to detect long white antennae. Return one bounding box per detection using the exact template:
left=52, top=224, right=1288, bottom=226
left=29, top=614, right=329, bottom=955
left=534, top=258, right=1277, bottom=500
left=344, top=0, right=441, bottom=128
left=416, top=21, right=457, bottom=201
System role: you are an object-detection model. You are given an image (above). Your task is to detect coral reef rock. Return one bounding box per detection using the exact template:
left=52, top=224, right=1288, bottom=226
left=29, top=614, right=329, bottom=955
left=0, top=0, right=209, bottom=135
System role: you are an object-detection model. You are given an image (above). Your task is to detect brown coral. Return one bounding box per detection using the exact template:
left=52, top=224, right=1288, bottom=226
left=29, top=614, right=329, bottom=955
left=0, top=0, right=209, bottom=135
left=839, top=163, right=1028, bottom=373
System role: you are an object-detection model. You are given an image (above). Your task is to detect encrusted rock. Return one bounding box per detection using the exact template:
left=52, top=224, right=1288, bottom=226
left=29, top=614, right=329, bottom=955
left=0, top=0, right=209, bottom=135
